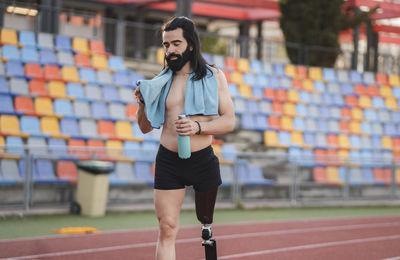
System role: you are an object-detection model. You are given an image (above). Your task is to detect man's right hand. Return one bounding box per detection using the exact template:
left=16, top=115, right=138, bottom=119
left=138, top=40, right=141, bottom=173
left=134, top=86, right=145, bottom=105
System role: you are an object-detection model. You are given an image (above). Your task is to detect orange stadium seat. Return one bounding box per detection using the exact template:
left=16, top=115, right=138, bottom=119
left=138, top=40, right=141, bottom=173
left=225, top=57, right=237, bottom=71
left=268, top=116, right=280, bottom=130
left=87, top=139, right=106, bottom=157
left=366, top=85, right=379, bottom=96
left=29, top=79, right=48, bottom=96
left=296, top=65, right=307, bottom=79
left=126, top=104, right=138, bottom=120
left=14, top=96, right=35, bottom=115
left=271, top=102, right=283, bottom=115
left=263, top=88, right=274, bottom=100
left=353, top=84, right=366, bottom=96
left=375, top=73, right=388, bottom=85
left=25, top=63, right=43, bottom=79
left=275, top=89, right=287, bottom=103
left=56, top=160, right=78, bottom=184
left=327, top=134, right=339, bottom=149
left=44, top=65, right=62, bottom=81
left=74, top=53, right=91, bottom=68
left=98, top=120, right=116, bottom=138
left=345, top=95, right=358, bottom=107
left=313, top=167, right=328, bottom=184
left=89, top=40, right=106, bottom=55
left=341, top=108, right=352, bottom=120
left=68, top=139, right=87, bottom=157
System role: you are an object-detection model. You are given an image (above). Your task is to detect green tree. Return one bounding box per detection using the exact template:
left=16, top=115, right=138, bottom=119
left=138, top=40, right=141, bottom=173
left=279, top=0, right=375, bottom=67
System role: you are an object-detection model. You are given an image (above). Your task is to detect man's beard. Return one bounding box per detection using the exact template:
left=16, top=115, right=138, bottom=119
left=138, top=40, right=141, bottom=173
left=166, top=46, right=192, bottom=72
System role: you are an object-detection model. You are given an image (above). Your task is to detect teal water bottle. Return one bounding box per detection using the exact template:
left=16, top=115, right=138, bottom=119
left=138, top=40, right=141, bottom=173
left=177, top=114, right=191, bottom=159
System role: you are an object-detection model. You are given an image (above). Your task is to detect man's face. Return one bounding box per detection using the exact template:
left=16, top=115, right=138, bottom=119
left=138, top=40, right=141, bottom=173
left=162, top=28, right=192, bottom=72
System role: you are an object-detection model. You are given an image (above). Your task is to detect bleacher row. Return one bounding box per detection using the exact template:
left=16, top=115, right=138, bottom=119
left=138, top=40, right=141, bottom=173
left=0, top=28, right=242, bottom=186
left=195, top=54, right=400, bottom=185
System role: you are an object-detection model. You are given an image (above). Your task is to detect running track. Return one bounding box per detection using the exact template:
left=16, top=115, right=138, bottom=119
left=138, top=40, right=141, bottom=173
left=1, top=215, right=400, bottom=259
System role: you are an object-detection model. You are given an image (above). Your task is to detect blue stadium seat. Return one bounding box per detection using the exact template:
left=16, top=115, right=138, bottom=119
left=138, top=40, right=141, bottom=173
left=247, top=164, right=274, bottom=185
left=112, top=162, right=134, bottom=185
left=268, top=76, right=279, bottom=89
left=329, top=107, right=341, bottom=120
left=361, top=122, right=372, bottom=135
left=364, top=109, right=377, bottom=121
left=262, top=62, right=273, bottom=74
left=332, top=94, right=344, bottom=106
left=371, top=136, right=382, bottom=150
left=288, top=147, right=301, bottom=162
left=0, top=77, right=8, bottom=93
left=140, top=141, right=158, bottom=161
left=310, top=93, right=322, bottom=105
left=372, top=97, right=385, bottom=109
left=123, top=141, right=141, bottom=159
left=21, top=46, right=39, bottom=63
left=246, top=100, right=259, bottom=113
left=233, top=97, right=246, bottom=114
left=363, top=71, right=375, bottom=85
left=2, top=45, right=20, bottom=60
left=241, top=113, right=255, bottom=130
left=254, top=114, right=268, bottom=131
left=48, top=138, right=68, bottom=156
left=378, top=110, right=391, bottom=123
left=341, top=83, right=354, bottom=95
left=114, top=71, right=130, bottom=86
left=250, top=59, right=262, bottom=74
left=20, top=116, right=47, bottom=137
left=66, top=83, right=85, bottom=99
left=134, top=161, right=153, bottom=184
left=317, top=119, right=328, bottom=132
left=55, top=35, right=72, bottom=52
left=32, top=159, right=68, bottom=184
left=130, top=72, right=144, bottom=88
left=322, top=93, right=333, bottom=105
left=243, top=73, right=256, bottom=86
left=350, top=135, right=361, bottom=149
left=337, top=70, right=349, bottom=82
left=1, top=159, right=22, bottom=182
left=228, top=83, right=238, bottom=97
left=54, top=99, right=73, bottom=117
left=60, top=118, right=82, bottom=138
left=219, top=164, right=234, bottom=185
left=39, top=49, right=57, bottom=64
left=371, top=122, right=383, bottom=135
left=293, top=117, right=305, bottom=131
left=319, top=106, right=330, bottom=119
left=0, top=94, right=16, bottom=114
left=349, top=71, right=363, bottom=84
left=322, top=68, right=336, bottom=82
left=300, top=149, right=314, bottom=166
left=349, top=150, right=361, bottom=165
left=393, top=87, right=400, bottom=98
left=0, top=163, right=17, bottom=185
left=305, top=118, right=317, bottom=132
left=278, top=131, right=291, bottom=147
left=6, top=136, right=24, bottom=154
left=384, top=123, right=396, bottom=136
left=108, top=56, right=125, bottom=71
left=361, top=167, right=380, bottom=185
left=259, top=100, right=271, bottom=115
left=255, top=73, right=268, bottom=88
left=273, top=64, right=285, bottom=76
left=315, top=132, right=327, bottom=148
left=79, top=68, right=97, bottom=84
left=392, top=111, right=400, bottom=123
left=361, top=136, right=372, bottom=149
left=251, top=87, right=263, bottom=99
left=326, top=82, right=341, bottom=94
left=6, top=60, right=24, bottom=77
left=313, top=81, right=325, bottom=92
left=102, top=86, right=119, bottom=102
left=221, top=144, right=237, bottom=161
left=19, top=31, right=36, bottom=46
left=298, top=91, right=310, bottom=104
left=91, top=102, right=109, bottom=119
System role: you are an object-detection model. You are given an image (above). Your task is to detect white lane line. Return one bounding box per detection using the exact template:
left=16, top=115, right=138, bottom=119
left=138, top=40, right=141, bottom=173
left=216, top=235, right=400, bottom=260
left=2, top=221, right=400, bottom=259
left=382, top=257, right=400, bottom=260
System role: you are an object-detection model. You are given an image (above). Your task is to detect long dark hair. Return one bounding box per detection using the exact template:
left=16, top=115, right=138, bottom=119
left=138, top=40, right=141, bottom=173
left=162, top=16, right=212, bottom=80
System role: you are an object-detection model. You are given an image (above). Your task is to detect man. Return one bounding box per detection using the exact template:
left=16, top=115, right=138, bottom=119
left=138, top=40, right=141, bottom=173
left=134, top=16, right=235, bottom=260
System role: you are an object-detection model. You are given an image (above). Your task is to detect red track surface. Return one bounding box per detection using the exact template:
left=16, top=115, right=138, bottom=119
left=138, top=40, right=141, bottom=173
left=1, top=215, right=400, bottom=260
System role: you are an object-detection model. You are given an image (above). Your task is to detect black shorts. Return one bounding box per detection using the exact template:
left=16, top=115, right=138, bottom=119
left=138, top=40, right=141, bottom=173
left=154, top=144, right=222, bottom=192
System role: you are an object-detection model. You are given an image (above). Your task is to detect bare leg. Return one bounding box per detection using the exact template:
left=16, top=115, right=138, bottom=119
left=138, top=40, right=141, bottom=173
left=154, top=188, right=186, bottom=260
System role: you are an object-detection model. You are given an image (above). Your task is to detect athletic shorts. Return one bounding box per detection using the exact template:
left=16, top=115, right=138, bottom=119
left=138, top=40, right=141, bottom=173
left=154, top=144, right=222, bottom=192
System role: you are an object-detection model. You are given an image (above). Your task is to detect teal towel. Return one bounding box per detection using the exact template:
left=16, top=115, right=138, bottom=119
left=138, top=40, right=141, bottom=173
left=138, top=65, right=218, bottom=129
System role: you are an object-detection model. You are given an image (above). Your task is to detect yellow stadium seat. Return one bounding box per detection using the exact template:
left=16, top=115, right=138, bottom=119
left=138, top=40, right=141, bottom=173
left=92, top=54, right=108, bottom=70
left=115, top=121, right=142, bottom=142
left=308, top=67, right=322, bottom=81
left=351, top=108, right=363, bottom=121
left=0, top=136, right=4, bottom=153
left=382, top=136, right=392, bottom=150
left=339, top=134, right=350, bottom=149
left=35, top=97, right=54, bottom=116
left=385, top=97, right=397, bottom=110
left=380, top=85, right=392, bottom=98
left=287, top=89, right=299, bottom=103
left=230, top=71, right=243, bottom=85
left=302, top=79, right=314, bottom=92
left=280, top=116, right=293, bottom=131
left=61, top=66, right=79, bottom=82
left=237, top=58, right=250, bottom=73
left=264, top=130, right=279, bottom=147
left=338, top=150, right=349, bottom=163
left=291, top=131, right=303, bottom=147
left=0, top=115, right=28, bottom=137
left=72, top=37, right=89, bottom=54
left=211, top=144, right=222, bottom=161
left=350, top=121, right=361, bottom=135
left=238, top=84, right=252, bottom=98
left=48, top=81, right=67, bottom=98
left=326, top=167, right=342, bottom=185
left=156, top=48, right=165, bottom=65
left=283, top=103, right=296, bottom=117
left=41, top=117, right=67, bottom=138
left=358, top=96, right=372, bottom=109
left=396, top=168, right=400, bottom=184
left=388, top=74, right=400, bottom=86
left=105, top=139, right=123, bottom=157
left=285, top=64, right=296, bottom=78
left=1, top=28, right=18, bottom=45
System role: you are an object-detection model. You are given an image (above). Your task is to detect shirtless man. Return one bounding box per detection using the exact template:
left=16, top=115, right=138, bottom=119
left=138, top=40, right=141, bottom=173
left=134, top=16, right=235, bottom=260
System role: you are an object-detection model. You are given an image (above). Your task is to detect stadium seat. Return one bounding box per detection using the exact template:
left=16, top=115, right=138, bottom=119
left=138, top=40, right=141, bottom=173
left=56, top=51, right=74, bottom=66
left=56, top=160, right=78, bottom=184
left=48, top=81, right=67, bottom=98
left=18, top=31, right=36, bottom=47
left=20, top=116, right=44, bottom=137
left=89, top=40, right=106, bottom=55
left=0, top=115, right=27, bottom=137
left=6, top=60, right=24, bottom=77
left=350, top=71, right=362, bottom=84
left=118, top=87, right=134, bottom=104
left=60, top=118, right=82, bottom=138
left=91, top=102, right=109, bottom=119
left=9, top=77, right=29, bottom=96
left=33, top=159, right=68, bottom=184
left=73, top=101, right=91, bottom=118
left=79, top=68, right=97, bottom=84
left=55, top=35, right=72, bottom=52
left=108, top=56, right=125, bottom=71
left=349, top=121, right=361, bottom=135
left=66, top=83, right=84, bottom=99
left=241, top=113, right=255, bottom=130
left=75, top=53, right=91, bottom=68
left=41, top=117, right=68, bottom=139
left=237, top=58, right=250, bottom=73
left=25, top=63, right=43, bottom=79
left=337, top=70, right=349, bottom=82
left=29, top=79, right=47, bottom=97
left=96, top=70, right=113, bottom=85
left=21, top=46, right=39, bottom=63
left=371, top=122, right=383, bottom=135
left=92, top=54, right=108, bottom=70
left=14, top=96, right=35, bottom=115
left=1, top=28, right=18, bottom=46
left=6, top=136, right=24, bottom=154
left=109, top=103, right=126, bottom=120
left=375, top=73, right=388, bottom=85
left=61, top=66, right=79, bottom=82
left=102, top=86, right=119, bottom=102
left=105, top=139, right=124, bottom=157
left=313, top=167, right=328, bottom=184
left=385, top=97, right=397, bottom=110
left=134, top=161, right=153, bottom=184
left=2, top=45, right=20, bottom=60
left=85, top=85, right=102, bottom=100
left=27, top=137, right=47, bottom=155
left=0, top=94, right=16, bottom=114
left=78, top=119, right=97, bottom=139
left=68, top=139, right=87, bottom=157
left=389, top=74, right=400, bottom=86
left=338, top=134, right=350, bottom=149
left=115, top=121, right=141, bottom=141
left=271, top=102, right=283, bottom=115
left=72, top=37, right=89, bottom=54
left=378, top=110, right=391, bottom=123
left=0, top=77, right=8, bottom=93
left=326, top=166, right=342, bottom=185
left=48, top=138, right=68, bottom=155
left=39, top=49, right=57, bottom=64
left=322, top=68, right=336, bottom=82
left=314, top=149, right=328, bottom=167
left=0, top=159, right=22, bottom=182
left=126, top=104, right=138, bottom=120
left=43, top=65, right=61, bottom=81
left=309, top=67, right=322, bottom=81
left=37, top=32, right=54, bottom=49
left=112, top=161, right=135, bottom=183
left=0, top=61, right=4, bottom=76
left=98, top=120, right=115, bottom=138
left=328, top=120, right=340, bottom=133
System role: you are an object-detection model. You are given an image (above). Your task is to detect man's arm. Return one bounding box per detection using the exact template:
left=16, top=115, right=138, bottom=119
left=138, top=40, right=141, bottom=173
left=134, top=86, right=153, bottom=134
left=197, top=68, right=235, bottom=135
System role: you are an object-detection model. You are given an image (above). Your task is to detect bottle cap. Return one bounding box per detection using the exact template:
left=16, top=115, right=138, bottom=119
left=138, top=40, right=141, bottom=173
left=178, top=114, right=187, bottom=119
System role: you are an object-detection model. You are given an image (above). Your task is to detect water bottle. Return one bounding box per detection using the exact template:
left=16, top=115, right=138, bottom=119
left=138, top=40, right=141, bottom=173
left=177, top=114, right=191, bottom=159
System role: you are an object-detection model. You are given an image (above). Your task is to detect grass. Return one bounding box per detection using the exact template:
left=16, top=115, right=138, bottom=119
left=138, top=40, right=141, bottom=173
left=0, top=206, right=399, bottom=240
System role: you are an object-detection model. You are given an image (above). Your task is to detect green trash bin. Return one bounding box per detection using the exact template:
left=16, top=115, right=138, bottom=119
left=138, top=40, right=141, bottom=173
left=75, top=161, right=114, bottom=217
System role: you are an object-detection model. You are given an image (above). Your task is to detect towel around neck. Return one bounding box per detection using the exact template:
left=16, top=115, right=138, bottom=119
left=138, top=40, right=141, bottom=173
left=137, top=64, right=219, bottom=129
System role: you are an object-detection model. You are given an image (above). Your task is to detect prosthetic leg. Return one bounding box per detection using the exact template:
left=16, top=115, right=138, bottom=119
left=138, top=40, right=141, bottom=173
left=195, top=188, right=218, bottom=260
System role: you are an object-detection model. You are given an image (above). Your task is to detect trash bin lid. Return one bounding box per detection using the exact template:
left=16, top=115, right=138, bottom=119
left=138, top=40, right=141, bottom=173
left=76, top=161, right=114, bottom=174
